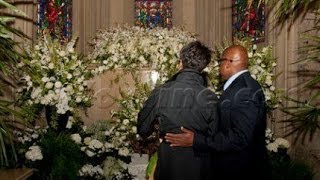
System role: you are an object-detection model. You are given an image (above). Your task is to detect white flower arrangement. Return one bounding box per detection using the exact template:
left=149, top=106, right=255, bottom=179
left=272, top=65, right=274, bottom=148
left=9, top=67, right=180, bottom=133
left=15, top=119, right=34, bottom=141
left=89, top=25, right=196, bottom=81
left=17, top=36, right=93, bottom=115
left=265, top=128, right=290, bottom=153
left=16, top=122, right=132, bottom=179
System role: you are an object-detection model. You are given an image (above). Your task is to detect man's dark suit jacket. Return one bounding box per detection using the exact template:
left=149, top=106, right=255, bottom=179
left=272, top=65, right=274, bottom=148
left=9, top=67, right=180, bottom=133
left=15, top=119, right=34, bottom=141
left=194, top=71, right=268, bottom=179
left=138, top=69, right=218, bottom=180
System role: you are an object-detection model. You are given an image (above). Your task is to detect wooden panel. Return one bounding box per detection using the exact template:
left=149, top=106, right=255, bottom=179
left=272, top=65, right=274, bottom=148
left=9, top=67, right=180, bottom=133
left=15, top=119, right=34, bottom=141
left=195, top=0, right=232, bottom=48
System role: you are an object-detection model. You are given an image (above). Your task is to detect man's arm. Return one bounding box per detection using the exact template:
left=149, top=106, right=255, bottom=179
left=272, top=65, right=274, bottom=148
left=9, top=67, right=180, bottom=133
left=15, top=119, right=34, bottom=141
left=165, top=92, right=219, bottom=151
left=137, top=88, right=160, bottom=138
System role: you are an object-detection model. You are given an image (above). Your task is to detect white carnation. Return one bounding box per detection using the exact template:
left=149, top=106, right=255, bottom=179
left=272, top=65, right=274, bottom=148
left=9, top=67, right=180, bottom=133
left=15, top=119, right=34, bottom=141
left=25, top=145, right=43, bottom=161
left=45, top=82, right=53, bottom=89
left=275, top=138, right=290, bottom=149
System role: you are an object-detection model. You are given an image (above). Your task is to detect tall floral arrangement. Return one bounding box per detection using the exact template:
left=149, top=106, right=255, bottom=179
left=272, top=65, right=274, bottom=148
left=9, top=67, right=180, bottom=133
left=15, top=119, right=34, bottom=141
left=89, top=25, right=196, bottom=81
left=17, top=36, right=93, bottom=122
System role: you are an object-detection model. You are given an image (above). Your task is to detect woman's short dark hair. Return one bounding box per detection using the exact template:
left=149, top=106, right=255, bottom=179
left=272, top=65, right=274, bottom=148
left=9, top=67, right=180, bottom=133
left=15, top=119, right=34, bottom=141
left=179, top=41, right=212, bottom=72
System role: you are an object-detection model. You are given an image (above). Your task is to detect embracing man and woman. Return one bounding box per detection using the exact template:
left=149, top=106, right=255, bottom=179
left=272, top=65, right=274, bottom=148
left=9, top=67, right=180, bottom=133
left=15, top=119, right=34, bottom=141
left=137, top=41, right=269, bottom=180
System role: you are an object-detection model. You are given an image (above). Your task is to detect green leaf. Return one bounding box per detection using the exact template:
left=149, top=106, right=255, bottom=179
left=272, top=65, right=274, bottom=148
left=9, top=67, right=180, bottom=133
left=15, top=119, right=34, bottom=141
left=146, top=152, right=157, bottom=178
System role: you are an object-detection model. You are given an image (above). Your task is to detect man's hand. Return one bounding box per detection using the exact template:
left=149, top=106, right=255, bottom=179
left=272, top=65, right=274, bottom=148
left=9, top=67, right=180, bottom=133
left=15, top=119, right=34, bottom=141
left=165, top=127, right=194, bottom=147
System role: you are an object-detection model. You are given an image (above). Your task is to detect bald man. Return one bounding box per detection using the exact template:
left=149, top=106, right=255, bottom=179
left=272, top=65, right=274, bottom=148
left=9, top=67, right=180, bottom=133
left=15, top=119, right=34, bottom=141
left=165, top=45, right=268, bottom=179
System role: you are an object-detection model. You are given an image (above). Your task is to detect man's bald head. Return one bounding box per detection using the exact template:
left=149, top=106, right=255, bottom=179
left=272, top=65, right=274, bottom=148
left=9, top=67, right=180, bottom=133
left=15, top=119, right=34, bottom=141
left=223, top=45, right=249, bottom=69
left=219, top=45, right=249, bottom=80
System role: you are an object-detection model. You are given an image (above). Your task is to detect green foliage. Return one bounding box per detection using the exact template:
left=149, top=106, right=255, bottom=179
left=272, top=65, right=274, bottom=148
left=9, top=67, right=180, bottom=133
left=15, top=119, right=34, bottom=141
left=266, top=0, right=320, bottom=142
left=146, top=152, right=157, bottom=178
left=270, top=152, right=314, bottom=180
left=0, top=0, right=28, bottom=168
left=36, top=131, right=82, bottom=179
left=282, top=98, right=320, bottom=142
left=264, top=0, right=320, bottom=27
left=285, top=160, right=315, bottom=180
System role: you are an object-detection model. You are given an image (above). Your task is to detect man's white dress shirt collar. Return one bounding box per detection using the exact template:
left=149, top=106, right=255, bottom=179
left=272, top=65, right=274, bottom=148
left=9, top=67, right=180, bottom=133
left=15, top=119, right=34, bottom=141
left=223, top=70, right=248, bottom=91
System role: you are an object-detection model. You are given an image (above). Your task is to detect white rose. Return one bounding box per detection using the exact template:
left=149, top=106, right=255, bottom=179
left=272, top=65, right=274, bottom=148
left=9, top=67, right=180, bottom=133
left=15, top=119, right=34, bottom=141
left=55, top=81, right=62, bottom=89
left=71, top=134, right=82, bottom=144
left=266, top=142, right=278, bottom=152
left=67, top=73, right=72, bottom=79
left=25, top=145, right=43, bottom=161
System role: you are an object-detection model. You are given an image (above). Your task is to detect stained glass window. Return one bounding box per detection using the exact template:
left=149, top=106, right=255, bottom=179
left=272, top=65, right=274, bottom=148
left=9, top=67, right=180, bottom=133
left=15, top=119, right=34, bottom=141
left=232, top=0, right=265, bottom=43
left=37, top=0, right=72, bottom=41
left=135, top=0, right=173, bottom=29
